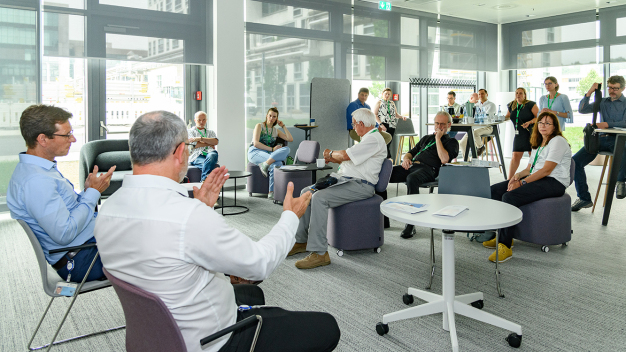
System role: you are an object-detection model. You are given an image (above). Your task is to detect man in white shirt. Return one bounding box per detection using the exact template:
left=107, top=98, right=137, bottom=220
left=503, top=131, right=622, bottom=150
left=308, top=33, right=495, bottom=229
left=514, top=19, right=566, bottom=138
left=94, top=111, right=340, bottom=352
left=188, top=111, right=219, bottom=182
left=460, top=88, right=497, bottom=157
left=288, top=108, right=387, bottom=269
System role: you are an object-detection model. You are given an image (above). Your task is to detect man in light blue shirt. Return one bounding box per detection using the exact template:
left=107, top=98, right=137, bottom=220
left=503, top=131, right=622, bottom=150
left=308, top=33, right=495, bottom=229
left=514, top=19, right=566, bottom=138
left=7, top=105, right=115, bottom=282
left=572, top=76, right=626, bottom=211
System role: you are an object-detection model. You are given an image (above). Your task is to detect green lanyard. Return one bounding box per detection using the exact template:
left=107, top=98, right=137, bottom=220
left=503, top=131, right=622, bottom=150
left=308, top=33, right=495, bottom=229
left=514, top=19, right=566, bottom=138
left=529, top=146, right=545, bottom=174
left=386, top=100, right=392, bottom=118
left=369, top=128, right=379, bottom=135
left=413, top=140, right=436, bottom=160
left=547, top=93, right=559, bottom=110
left=515, top=103, right=524, bottom=128
left=196, top=128, right=207, bottom=138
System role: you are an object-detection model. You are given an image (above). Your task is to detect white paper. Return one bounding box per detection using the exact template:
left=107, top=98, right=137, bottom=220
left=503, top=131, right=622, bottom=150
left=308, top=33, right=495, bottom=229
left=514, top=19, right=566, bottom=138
left=432, top=205, right=468, bottom=217
left=384, top=202, right=429, bottom=214
left=279, top=165, right=308, bottom=170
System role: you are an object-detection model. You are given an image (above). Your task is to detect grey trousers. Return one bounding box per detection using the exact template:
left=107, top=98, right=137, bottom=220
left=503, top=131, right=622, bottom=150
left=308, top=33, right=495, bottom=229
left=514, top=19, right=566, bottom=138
left=296, top=180, right=375, bottom=253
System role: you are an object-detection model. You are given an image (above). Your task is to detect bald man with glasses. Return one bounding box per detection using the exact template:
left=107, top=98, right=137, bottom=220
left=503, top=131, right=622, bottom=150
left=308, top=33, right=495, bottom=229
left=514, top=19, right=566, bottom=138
left=7, top=104, right=115, bottom=283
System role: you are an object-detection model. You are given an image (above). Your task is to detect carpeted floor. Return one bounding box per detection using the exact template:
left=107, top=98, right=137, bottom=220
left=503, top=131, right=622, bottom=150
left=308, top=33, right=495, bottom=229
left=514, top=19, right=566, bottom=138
left=1, top=160, right=625, bottom=352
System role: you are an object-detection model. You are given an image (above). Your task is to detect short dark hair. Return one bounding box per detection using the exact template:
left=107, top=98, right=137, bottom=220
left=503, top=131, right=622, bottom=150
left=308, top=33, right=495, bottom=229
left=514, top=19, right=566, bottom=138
left=478, top=88, right=488, bottom=95
left=607, top=75, right=626, bottom=89
left=358, top=87, right=369, bottom=94
left=447, top=91, right=456, bottom=98
left=20, top=104, right=72, bottom=149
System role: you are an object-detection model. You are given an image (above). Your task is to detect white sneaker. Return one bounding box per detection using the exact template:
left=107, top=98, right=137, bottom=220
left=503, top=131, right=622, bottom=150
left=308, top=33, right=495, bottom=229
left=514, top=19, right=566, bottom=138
left=268, top=192, right=274, bottom=199
left=259, top=162, right=269, bottom=177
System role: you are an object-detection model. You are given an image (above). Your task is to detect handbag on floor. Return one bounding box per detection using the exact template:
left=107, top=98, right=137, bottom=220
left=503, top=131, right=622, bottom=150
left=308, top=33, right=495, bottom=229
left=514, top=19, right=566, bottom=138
left=583, top=84, right=602, bottom=154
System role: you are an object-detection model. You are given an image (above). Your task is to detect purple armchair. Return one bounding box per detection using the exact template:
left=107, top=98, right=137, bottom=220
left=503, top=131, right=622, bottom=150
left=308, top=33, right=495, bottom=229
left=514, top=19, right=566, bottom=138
left=327, top=159, right=393, bottom=256
left=511, top=159, right=575, bottom=252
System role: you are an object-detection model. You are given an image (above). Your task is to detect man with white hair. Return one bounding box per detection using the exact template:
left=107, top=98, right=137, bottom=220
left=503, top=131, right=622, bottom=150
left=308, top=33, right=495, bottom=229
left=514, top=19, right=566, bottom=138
left=389, top=111, right=459, bottom=238
left=188, top=111, right=218, bottom=182
left=288, top=108, right=387, bottom=269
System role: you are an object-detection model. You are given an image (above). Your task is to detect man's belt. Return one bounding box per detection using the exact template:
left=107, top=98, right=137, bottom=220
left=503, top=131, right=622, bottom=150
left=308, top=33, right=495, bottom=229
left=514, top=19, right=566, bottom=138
left=343, top=176, right=376, bottom=188
left=52, top=250, right=81, bottom=271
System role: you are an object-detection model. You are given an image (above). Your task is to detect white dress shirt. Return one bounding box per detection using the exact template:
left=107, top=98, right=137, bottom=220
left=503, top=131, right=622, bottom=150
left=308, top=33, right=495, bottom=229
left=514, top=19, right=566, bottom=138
left=476, top=99, right=497, bottom=116
left=337, top=128, right=387, bottom=185
left=94, top=174, right=299, bottom=352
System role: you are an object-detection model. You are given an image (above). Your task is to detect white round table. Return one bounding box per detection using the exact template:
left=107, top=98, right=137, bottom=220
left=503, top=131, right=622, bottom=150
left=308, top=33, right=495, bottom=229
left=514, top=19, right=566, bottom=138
left=378, top=194, right=523, bottom=352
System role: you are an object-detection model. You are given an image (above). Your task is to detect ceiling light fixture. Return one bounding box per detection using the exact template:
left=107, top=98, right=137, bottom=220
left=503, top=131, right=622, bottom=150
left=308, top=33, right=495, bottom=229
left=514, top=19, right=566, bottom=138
left=527, top=15, right=536, bottom=17
left=477, top=3, right=486, bottom=6
left=494, top=4, right=517, bottom=9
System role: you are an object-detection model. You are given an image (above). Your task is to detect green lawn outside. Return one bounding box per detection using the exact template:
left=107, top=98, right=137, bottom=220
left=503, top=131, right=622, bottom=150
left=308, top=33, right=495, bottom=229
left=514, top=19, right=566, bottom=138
left=0, top=159, right=19, bottom=196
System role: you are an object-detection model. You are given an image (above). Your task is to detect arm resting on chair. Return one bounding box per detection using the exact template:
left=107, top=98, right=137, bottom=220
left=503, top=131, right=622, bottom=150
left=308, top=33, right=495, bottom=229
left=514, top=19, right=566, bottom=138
left=49, top=242, right=97, bottom=254
left=200, top=315, right=261, bottom=347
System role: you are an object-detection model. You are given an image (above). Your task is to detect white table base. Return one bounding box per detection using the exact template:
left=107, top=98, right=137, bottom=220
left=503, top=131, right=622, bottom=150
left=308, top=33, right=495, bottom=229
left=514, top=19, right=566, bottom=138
left=380, top=232, right=522, bottom=352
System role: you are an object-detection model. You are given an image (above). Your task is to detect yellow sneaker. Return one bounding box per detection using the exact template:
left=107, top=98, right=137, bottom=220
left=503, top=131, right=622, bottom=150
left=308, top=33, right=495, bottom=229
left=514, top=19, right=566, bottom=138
left=483, top=238, right=513, bottom=249
left=295, top=252, right=331, bottom=269
left=488, top=243, right=513, bottom=263
left=288, top=242, right=307, bottom=257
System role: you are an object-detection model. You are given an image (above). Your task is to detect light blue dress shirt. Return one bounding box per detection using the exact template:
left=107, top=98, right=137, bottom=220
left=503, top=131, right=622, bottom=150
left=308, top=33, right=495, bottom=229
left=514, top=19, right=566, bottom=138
left=7, top=153, right=100, bottom=264
left=578, top=94, right=626, bottom=129
left=539, top=93, right=573, bottom=130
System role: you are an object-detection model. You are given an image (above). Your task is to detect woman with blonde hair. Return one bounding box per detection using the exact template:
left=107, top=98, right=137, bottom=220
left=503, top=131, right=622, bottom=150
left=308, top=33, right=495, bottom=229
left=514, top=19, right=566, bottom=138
left=374, top=87, right=408, bottom=158
left=485, top=112, right=572, bottom=262
left=539, top=76, right=573, bottom=130
left=505, top=87, right=539, bottom=180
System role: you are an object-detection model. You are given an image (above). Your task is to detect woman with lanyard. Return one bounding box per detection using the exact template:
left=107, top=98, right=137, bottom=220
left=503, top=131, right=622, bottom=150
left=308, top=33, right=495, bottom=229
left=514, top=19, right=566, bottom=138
left=248, top=107, right=293, bottom=199
left=374, top=87, right=408, bottom=158
left=505, top=87, right=539, bottom=180
left=539, top=76, right=573, bottom=130
left=485, top=111, right=572, bottom=263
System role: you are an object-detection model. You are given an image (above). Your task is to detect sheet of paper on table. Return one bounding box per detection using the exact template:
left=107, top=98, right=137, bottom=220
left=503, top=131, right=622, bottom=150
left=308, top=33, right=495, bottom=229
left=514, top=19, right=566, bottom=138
left=279, top=165, right=309, bottom=170
left=432, top=205, right=469, bottom=217
left=384, top=202, right=428, bottom=214
left=447, top=159, right=499, bottom=168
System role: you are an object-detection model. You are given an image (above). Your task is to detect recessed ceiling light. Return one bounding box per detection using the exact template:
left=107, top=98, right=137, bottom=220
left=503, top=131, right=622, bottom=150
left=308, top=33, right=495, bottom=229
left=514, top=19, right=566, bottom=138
left=494, top=4, right=517, bottom=9
left=477, top=3, right=486, bottom=6
left=527, top=14, right=536, bottom=17
left=607, top=1, right=617, bottom=3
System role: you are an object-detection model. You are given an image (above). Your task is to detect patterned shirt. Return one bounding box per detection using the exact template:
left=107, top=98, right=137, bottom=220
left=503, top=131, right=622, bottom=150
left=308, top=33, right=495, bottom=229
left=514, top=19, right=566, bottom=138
left=378, top=99, right=399, bottom=128
left=188, top=127, right=217, bottom=163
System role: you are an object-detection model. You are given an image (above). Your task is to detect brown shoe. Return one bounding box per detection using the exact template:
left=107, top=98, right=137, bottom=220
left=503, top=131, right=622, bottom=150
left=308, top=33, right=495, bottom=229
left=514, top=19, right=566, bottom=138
left=295, top=252, right=330, bottom=269
left=288, top=242, right=307, bottom=256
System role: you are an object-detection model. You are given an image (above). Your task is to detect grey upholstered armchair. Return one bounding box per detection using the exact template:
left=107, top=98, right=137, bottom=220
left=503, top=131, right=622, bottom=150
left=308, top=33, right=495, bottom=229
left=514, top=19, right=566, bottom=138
left=79, top=139, right=133, bottom=199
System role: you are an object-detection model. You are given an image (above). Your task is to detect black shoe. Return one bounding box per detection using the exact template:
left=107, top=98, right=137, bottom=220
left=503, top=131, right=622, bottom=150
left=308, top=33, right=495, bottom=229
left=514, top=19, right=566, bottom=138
left=571, top=198, right=593, bottom=212
left=617, top=182, right=626, bottom=199
left=477, top=145, right=486, bottom=156
left=400, top=225, right=415, bottom=239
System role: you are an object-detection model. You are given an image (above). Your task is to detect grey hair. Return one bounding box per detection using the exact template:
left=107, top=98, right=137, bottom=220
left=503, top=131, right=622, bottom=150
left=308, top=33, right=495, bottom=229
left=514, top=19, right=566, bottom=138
left=351, top=108, right=377, bottom=127
left=129, top=111, right=188, bottom=166
left=194, top=111, right=207, bottom=120
left=608, top=75, right=626, bottom=89
left=434, top=111, right=453, bottom=132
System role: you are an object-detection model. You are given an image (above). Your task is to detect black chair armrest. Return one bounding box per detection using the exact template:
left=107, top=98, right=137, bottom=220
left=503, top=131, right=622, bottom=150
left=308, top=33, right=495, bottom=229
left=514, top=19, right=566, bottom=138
left=200, top=315, right=261, bottom=347
left=49, top=242, right=97, bottom=254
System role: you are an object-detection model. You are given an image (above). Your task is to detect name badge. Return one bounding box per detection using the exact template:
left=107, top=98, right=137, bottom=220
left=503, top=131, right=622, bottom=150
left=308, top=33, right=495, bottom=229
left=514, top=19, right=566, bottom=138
left=55, top=282, right=78, bottom=297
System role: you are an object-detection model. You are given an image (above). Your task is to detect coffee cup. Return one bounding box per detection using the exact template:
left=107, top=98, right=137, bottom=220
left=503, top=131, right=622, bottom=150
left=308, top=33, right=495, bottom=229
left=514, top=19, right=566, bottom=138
left=316, top=159, right=325, bottom=168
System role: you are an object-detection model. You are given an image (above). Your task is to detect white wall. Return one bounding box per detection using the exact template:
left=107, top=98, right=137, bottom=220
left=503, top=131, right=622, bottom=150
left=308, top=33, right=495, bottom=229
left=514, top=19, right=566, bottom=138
left=213, top=0, right=246, bottom=184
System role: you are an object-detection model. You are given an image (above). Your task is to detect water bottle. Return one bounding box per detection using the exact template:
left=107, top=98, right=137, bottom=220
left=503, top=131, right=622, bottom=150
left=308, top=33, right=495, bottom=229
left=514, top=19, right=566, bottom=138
left=497, top=105, right=502, bottom=121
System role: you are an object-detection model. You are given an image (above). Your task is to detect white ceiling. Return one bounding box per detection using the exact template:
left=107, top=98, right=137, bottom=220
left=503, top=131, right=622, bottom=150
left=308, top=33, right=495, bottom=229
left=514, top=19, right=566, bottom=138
left=363, top=0, right=625, bottom=24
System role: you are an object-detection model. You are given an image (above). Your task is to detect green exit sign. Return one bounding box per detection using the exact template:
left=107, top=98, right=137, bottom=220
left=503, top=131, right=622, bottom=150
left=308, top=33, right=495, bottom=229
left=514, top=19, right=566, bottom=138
left=379, top=1, right=392, bottom=11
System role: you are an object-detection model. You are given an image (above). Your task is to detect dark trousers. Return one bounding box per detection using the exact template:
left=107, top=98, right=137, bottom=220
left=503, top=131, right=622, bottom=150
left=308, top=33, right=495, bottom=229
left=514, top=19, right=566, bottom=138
left=572, top=135, right=626, bottom=202
left=491, top=177, right=566, bottom=248
left=55, top=237, right=105, bottom=283
left=382, top=123, right=396, bottom=159
left=219, top=285, right=341, bottom=352
left=389, top=164, right=436, bottom=195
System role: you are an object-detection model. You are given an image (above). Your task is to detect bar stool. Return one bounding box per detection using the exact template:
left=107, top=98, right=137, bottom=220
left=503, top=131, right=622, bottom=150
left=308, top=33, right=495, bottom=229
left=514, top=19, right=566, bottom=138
left=592, top=151, right=614, bottom=213
left=394, top=134, right=418, bottom=165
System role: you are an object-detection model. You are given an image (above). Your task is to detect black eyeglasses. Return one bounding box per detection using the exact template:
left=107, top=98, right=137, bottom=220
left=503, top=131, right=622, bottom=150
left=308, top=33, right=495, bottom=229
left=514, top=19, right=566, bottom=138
left=608, top=86, right=622, bottom=91
left=538, top=122, right=553, bottom=126
left=173, top=142, right=193, bottom=154
left=52, top=130, right=74, bottom=138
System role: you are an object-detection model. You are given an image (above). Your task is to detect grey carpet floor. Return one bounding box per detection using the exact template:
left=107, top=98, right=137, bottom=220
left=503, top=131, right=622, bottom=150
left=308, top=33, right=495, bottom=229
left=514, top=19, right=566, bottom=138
left=1, top=160, right=625, bottom=352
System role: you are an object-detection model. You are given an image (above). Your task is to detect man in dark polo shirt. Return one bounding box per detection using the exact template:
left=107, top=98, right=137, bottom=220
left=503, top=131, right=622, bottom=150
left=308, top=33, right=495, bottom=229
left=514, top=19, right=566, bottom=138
left=390, top=111, right=459, bottom=238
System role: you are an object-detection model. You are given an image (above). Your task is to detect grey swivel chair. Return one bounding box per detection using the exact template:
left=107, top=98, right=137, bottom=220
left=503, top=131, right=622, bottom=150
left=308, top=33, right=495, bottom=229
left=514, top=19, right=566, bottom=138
left=327, top=158, right=393, bottom=256
left=103, top=268, right=262, bottom=352
left=246, top=141, right=288, bottom=196
left=273, top=141, right=320, bottom=204
left=17, top=220, right=125, bottom=351
left=79, top=139, right=133, bottom=200
left=511, top=160, right=575, bottom=252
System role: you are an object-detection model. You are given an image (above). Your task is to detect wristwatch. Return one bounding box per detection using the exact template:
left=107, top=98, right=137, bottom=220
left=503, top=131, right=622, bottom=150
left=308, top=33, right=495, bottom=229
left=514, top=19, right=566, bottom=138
left=329, top=150, right=333, bottom=159
left=521, top=179, right=527, bottom=186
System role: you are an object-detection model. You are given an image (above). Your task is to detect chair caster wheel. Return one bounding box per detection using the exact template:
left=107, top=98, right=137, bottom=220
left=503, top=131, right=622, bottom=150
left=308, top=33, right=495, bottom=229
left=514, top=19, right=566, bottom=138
left=402, top=293, right=414, bottom=305
left=374, top=247, right=381, bottom=253
left=506, top=333, right=522, bottom=348
left=562, top=242, right=568, bottom=247
left=471, top=299, right=484, bottom=309
left=336, top=250, right=344, bottom=257
left=541, top=246, right=549, bottom=253
left=375, top=322, right=389, bottom=336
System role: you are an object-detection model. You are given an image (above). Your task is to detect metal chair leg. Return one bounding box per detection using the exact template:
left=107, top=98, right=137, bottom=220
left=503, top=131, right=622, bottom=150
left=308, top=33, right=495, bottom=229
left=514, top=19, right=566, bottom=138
left=495, top=231, right=504, bottom=298
left=29, top=252, right=125, bottom=351
left=593, top=156, right=610, bottom=213
left=426, top=228, right=436, bottom=290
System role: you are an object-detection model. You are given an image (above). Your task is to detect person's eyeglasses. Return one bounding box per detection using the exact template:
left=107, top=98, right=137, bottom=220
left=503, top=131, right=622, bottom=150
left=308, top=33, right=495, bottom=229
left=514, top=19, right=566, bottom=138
left=608, top=86, right=622, bottom=91
left=52, top=130, right=74, bottom=138
left=351, top=122, right=360, bottom=128
left=538, top=121, right=553, bottom=126
left=173, top=142, right=193, bottom=154
left=544, top=82, right=554, bottom=86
